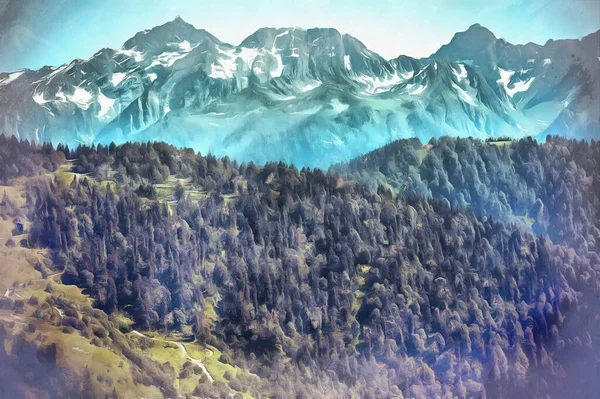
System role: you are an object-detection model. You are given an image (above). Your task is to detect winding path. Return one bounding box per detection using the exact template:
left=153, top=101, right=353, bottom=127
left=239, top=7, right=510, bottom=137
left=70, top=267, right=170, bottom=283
left=132, top=330, right=214, bottom=383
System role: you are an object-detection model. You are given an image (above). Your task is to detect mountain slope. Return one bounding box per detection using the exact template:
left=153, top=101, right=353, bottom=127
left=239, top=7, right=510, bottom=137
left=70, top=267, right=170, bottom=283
left=428, top=24, right=600, bottom=139
left=2, top=136, right=599, bottom=398
left=0, top=19, right=597, bottom=168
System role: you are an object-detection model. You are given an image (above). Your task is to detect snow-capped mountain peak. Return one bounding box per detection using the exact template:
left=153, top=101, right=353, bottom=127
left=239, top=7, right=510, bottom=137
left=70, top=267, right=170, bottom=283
left=0, top=20, right=597, bottom=168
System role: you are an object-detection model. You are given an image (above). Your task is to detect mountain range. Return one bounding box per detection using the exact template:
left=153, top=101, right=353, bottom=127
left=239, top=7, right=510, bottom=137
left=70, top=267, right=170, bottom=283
left=0, top=18, right=598, bottom=168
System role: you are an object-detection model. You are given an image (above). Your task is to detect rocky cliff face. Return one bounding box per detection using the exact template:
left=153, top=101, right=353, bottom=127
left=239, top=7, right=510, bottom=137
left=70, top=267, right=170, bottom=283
left=0, top=18, right=597, bottom=168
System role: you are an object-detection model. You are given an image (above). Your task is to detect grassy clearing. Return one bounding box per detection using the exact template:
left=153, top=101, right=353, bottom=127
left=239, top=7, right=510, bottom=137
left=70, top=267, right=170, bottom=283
left=1, top=162, right=263, bottom=398
left=415, top=148, right=428, bottom=164
left=487, top=140, right=513, bottom=147
left=154, top=175, right=208, bottom=202
left=222, top=193, right=239, bottom=204
left=0, top=307, right=163, bottom=399
left=0, top=184, right=47, bottom=293
left=55, top=161, right=91, bottom=184
left=130, top=331, right=255, bottom=398
left=185, top=343, right=256, bottom=399
left=185, top=343, right=237, bottom=382
left=0, top=184, right=27, bottom=207
left=0, top=174, right=162, bottom=398
left=351, top=264, right=371, bottom=314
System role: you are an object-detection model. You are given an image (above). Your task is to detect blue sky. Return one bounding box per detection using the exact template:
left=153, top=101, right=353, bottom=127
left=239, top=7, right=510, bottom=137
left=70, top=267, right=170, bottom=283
left=0, top=0, right=598, bottom=72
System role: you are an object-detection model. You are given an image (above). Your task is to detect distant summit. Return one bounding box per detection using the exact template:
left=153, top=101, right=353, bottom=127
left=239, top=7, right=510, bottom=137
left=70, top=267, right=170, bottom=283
left=0, top=20, right=597, bottom=168
left=434, top=23, right=498, bottom=57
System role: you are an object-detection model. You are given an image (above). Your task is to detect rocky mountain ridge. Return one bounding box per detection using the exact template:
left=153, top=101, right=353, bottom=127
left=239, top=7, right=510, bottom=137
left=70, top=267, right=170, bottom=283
left=0, top=19, right=598, bottom=168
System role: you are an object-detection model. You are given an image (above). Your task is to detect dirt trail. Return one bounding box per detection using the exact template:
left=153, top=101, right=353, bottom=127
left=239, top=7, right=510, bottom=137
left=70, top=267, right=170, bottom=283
left=132, top=330, right=214, bottom=383
left=30, top=270, right=64, bottom=283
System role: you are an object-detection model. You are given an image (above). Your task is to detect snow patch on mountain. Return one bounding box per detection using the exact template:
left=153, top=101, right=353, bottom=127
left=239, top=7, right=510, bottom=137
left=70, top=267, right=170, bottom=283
left=399, top=70, right=414, bottom=79
left=0, top=70, right=25, bottom=86
left=33, top=86, right=93, bottom=110
left=330, top=99, right=349, bottom=113
left=409, top=84, right=427, bottom=96
left=32, top=90, right=49, bottom=105
left=511, top=77, right=535, bottom=96
left=236, top=47, right=261, bottom=66
left=454, top=64, right=468, bottom=81
left=111, top=72, right=127, bottom=86
left=34, top=65, right=69, bottom=86
left=299, top=80, right=322, bottom=92
left=497, top=68, right=535, bottom=97
left=497, top=68, right=515, bottom=91
left=344, top=55, right=351, bottom=71
left=270, top=54, right=284, bottom=78
left=452, top=83, right=476, bottom=105
left=98, top=92, right=116, bottom=120
left=147, top=41, right=198, bottom=69
left=355, top=73, right=403, bottom=95
left=116, top=48, right=146, bottom=62
left=177, top=40, right=192, bottom=52
left=68, top=87, right=94, bottom=110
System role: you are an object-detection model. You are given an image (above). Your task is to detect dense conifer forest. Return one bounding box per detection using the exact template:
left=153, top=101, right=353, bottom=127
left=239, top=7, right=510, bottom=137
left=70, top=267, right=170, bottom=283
left=0, top=135, right=598, bottom=398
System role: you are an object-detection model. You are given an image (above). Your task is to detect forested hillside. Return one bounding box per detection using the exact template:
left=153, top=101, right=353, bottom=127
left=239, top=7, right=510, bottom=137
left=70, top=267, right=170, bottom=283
left=334, top=136, right=600, bottom=255
left=0, top=135, right=599, bottom=398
